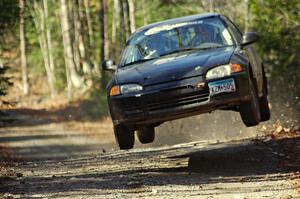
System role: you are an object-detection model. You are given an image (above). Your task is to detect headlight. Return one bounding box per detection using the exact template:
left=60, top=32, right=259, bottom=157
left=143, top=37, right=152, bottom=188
left=120, top=84, right=143, bottom=94
left=206, top=64, right=243, bottom=80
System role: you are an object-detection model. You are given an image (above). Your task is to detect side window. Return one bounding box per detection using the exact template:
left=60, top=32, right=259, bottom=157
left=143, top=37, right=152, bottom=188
left=221, top=16, right=243, bottom=44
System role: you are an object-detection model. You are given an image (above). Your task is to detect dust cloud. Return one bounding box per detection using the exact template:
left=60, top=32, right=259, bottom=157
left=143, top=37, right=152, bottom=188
left=151, top=110, right=262, bottom=147
left=145, top=93, right=300, bottom=147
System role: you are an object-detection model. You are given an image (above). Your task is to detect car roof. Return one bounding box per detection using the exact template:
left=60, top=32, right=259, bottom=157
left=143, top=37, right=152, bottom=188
left=136, top=13, right=221, bottom=33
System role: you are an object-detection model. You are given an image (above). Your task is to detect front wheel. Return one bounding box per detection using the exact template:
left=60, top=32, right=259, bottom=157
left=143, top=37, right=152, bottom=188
left=239, top=80, right=261, bottom=127
left=259, top=69, right=271, bottom=121
left=114, top=124, right=135, bottom=150
left=259, top=95, right=271, bottom=122
left=137, top=126, right=155, bottom=144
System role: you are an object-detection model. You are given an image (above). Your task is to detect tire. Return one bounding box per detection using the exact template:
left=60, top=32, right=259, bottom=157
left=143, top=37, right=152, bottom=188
left=114, top=124, right=134, bottom=150
left=259, top=95, right=270, bottom=121
left=259, top=69, right=271, bottom=121
left=239, top=80, right=261, bottom=127
left=137, top=126, right=155, bottom=144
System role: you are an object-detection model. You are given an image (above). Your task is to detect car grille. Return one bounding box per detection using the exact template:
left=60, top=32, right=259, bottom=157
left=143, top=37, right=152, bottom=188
left=120, top=76, right=210, bottom=116
left=146, top=89, right=209, bottom=112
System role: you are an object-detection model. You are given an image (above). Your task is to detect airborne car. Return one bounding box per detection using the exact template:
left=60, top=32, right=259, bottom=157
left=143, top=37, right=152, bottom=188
left=102, top=13, right=270, bottom=149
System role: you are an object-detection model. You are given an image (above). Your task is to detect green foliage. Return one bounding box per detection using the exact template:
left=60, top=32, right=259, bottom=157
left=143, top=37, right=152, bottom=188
left=147, top=0, right=199, bottom=23
left=250, top=0, right=300, bottom=122
left=27, top=45, right=45, bottom=76
left=250, top=0, right=300, bottom=87
left=250, top=0, right=300, bottom=66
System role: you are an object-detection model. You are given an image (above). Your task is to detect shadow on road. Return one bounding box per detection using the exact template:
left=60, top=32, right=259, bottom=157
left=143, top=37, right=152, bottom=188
left=187, top=138, right=299, bottom=176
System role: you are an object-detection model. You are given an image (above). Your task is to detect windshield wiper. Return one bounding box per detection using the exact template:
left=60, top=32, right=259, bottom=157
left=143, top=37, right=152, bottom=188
left=197, top=45, right=234, bottom=50
left=121, top=58, right=156, bottom=67
left=160, top=45, right=234, bottom=57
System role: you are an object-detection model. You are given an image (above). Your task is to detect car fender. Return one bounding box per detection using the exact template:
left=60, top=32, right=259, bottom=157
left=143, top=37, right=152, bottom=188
left=244, top=46, right=264, bottom=97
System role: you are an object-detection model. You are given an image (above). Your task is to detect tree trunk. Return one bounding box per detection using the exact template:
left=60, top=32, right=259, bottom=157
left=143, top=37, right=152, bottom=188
left=128, top=0, right=136, bottom=33
left=84, top=0, right=94, bottom=46
left=70, top=1, right=81, bottom=72
left=19, top=0, right=29, bottom=95
left=244, top=0, right=249, bottom=33
left=115, top=0, right=124, bottom=55
left=209, top=0, right=214, bottom=12
left=43, top=0, right=56, bottom=95
left=112, top=0, right=117, bottom=58
left=99, top=0, right=105, bottom=63
left=60, top=0, right=83, bottom=99
left=33, top=0, right=56, bottom=98
left=123, top=0, right=131, bottom=39
left=99, top=0, right=106, bottom=90
left=78, top=0, right=92, bottom=74
left=73, top=0, right=92, bottom=74
left=103, top=0, right=110, bottom=59
left=142, top=0, right=148, bottom=25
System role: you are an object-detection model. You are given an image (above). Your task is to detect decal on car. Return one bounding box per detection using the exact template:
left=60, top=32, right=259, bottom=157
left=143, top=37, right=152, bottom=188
left=145, top=20, right=203, bottom=35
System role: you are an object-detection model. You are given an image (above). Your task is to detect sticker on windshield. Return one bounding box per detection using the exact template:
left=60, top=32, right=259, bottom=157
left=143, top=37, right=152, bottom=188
left=145, top=20, right=203, bottom=35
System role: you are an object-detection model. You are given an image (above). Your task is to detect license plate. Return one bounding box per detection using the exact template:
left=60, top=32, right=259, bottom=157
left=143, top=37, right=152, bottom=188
left=208, top=78, right=236, bottom=96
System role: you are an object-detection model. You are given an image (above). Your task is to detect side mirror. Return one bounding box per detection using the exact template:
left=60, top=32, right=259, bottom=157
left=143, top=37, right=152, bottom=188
left=102, top=59, right=117, bottom=71
left=242, top=32, right=259, bottom=46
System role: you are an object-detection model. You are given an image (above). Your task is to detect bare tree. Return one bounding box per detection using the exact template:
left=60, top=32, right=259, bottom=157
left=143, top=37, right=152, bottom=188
left=73, top=0, right=92, bottom=74
left=244, top=0, right=249, bottom=33
left=128, top=0, right=136, bottom=33
left=123, top=0, right=131, bottom=39
left=99, top=0, right=106, bottom=89
left=60, top=0, right=83, bottom=99
left=112, top=0, right=117, bottom=58
left=84, top=0, right=94, bottom=46
left=78, top=0, right=92, bottom=74
left=99, top=0, right=105, bottom=64
left=114, top=0, right=124, bottom=55
left=31, top=0, right=56, bottom=97
left=142, top=0, right=148, bottom=25
left=43, top=0, right=56, bottom=93
left=68, top=1, right=80, bottom=73
left=19, top=0, right=29, bottom=95
left=103, top=0, right=110, bottom=59
left=209, top=0, right=214, bottom=12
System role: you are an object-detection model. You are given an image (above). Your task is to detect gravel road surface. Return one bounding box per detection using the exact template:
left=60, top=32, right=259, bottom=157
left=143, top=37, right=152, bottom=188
left=0, top=111, right=299, bottom=198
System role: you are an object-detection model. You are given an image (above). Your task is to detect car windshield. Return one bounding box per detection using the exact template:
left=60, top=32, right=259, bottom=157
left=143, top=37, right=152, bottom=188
left=119, top=17, right=235, bottom=67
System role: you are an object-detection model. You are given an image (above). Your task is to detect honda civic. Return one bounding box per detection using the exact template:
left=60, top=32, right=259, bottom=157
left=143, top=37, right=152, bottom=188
left=102, top=13, right=270, bottom=149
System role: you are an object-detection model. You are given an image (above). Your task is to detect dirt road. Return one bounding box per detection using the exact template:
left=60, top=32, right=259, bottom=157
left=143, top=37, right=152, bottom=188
left=0, top=110, right=299, bottom=198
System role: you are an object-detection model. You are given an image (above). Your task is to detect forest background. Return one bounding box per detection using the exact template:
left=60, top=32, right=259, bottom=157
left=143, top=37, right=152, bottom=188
left=0, top=0, right=299, bottom=130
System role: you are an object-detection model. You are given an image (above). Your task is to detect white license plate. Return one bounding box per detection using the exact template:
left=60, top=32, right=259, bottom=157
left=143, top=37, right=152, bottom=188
left=208, top=78, right=236, bottom=96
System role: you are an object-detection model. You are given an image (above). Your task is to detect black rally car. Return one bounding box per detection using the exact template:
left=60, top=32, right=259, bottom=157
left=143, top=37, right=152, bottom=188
left=102, top=13, right=270, bottom=149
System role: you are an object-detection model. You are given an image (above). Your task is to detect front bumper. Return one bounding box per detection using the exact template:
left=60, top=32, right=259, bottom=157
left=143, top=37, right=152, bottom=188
left=108, top=72, right=251, bottom=126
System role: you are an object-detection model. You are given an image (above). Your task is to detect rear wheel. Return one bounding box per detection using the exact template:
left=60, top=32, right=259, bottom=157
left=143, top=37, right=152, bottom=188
left=259, top=69, right=271, bottom=121
left=239, top=80, right=261, bottom=127
left=137, top=126, right=155, bottom=144
left=114, top=124, right=134, bottom=150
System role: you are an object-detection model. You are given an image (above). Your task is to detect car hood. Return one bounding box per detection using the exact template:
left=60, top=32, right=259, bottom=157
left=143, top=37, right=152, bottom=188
left=115, top=46, right=235, bottom=86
